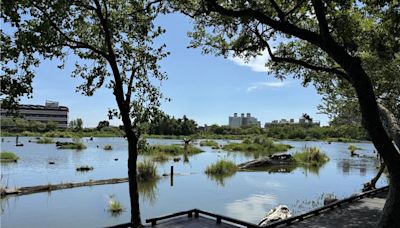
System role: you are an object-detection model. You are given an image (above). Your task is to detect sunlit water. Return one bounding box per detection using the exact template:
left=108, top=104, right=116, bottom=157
left=0, top=137, right=387, bottom=227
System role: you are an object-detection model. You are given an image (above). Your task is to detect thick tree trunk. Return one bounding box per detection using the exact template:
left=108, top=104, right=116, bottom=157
left=349, top=66, right=400, bottom=228
left=126, top=131, right=142, bottom=227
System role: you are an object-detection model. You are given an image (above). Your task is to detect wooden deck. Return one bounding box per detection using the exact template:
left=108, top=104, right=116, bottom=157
left=106, top=186, right=388, bottom=228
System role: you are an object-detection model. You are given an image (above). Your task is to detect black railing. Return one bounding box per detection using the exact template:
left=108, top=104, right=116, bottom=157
left=105, top=185, right=389, bottom=228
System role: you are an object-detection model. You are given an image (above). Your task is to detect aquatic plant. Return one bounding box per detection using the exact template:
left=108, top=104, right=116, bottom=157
left=293, top=147, right=329, bottom=167
left=107, top=195, right=124, bottom=215
left=103, top=145, right=113, bottom=150
left=199, top=140, right=219, bottom=147
left=223, top=137, right=292, bottom=155
left=141, top=145, right=202, bottom=156
left=0, top=151, right=19, bottom=162
left=137, top=160, right=158, bottom=181
left=205, top=160, right=237, bottom=175
left=348, top=144, right=361, bottom=156
left=57, top=138, right=87, bottom=150
left=36, top=137, right=54, bottom=144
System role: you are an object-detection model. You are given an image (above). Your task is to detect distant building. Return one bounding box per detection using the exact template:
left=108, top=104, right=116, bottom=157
left=229, top=113, right=261, bottom=128
left=1, top=101, right=69, bottom=128
left=265, top=116, right=320, bottom=128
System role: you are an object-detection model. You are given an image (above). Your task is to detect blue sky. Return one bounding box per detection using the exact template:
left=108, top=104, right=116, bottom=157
left=15, top=13, right=329, bottom=128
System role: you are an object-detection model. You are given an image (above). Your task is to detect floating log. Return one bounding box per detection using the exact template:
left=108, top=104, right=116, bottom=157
left=238, top=154, right=294, bottom=170
left=1, top=177, right=129, bottom=198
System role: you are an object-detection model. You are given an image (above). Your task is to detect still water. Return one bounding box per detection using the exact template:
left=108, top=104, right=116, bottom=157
left=0, top=137, right=386, bottom=227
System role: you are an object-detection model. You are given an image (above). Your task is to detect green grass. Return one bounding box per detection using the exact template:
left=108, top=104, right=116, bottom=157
left=76, top=165, right=93, bottom=172
left=141, top=145, right=203, bottom=156
left=199, top=140, right=219, bottom=147
left=57, top=142, right=87, bottom=150
left=108, top=196, right=124, bottom=214
left=37, top=137, right=54, bottom=144
left=348, top=144, right=362, bottom=155
left=293, top=147, right=330, bottom=167
left=104, top=145, right=113, bottom=150
left=205, top=160, right=238, bottom=175
left=0, top=151, right=19, bottom=162
left=137, top=160, right=158, bottom=181
left=223, top=137, right=292, bottom=155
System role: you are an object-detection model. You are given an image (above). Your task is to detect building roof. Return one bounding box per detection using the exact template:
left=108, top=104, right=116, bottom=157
left=17, top=104, right=69, bottom=111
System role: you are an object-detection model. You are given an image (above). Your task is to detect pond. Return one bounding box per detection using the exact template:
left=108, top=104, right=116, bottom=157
left=0, top=137, right=386, bottom=227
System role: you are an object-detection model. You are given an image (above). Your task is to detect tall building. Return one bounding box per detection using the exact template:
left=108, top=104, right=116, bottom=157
left=229, top=113, right=260, bottom=128
left=1, top=101, right=69, bottom=128
left=264, top=116, right=320, bottom=128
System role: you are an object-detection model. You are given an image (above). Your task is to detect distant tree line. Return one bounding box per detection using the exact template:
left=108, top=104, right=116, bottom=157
left=148, top=114, right=198, bottom=135
left=1, top=118, right=58, bottom=132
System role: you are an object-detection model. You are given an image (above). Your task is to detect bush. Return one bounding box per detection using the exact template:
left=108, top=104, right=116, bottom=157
left=37, top=137, right=54, bottom=144
left=293, top=147, right=329, bottom=167
left=222, top=136, right=292, bottom=155
left=0, top=151, right=19, bottom=162
left=199, top=140, right=219, bottom=147
left=104, top=145, right=113, bottom=150
left=137, top=160, right=158, bottom=181
left=205, top=160, right=237, bottom=175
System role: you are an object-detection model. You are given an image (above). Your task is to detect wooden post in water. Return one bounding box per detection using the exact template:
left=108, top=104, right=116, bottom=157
left=16, top=135, right=19, bottom=146
left=170, top=166, right=174, bottom=187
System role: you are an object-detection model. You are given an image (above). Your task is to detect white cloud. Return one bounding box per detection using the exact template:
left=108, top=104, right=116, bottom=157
left=247, top=81, right=289, bottom=92
left=225, top=194, right=278, bottom=222
left=228, top=49, right=270, bottom=73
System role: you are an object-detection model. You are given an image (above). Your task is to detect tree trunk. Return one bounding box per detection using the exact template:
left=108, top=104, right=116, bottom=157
left=126, top=131, right=142, bottom=227
left=350, top=66, right=400, bottom=228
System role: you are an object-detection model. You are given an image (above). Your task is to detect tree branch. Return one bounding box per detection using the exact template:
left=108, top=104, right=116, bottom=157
left=268, top=0, right=286, bottom=21
left=311, top=0, right=331, bottom=38
left=204, top=0, right=322, bottom=46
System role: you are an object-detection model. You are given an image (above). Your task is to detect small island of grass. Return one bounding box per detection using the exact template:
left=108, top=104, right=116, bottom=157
left=108, top=196, right=124, bottom=215
left=0, top=151, right=19, bottom=162
left=37, top=137, right=54, bottom=144
left=293, top=147, right=329, bottom=167
left=199, top=140, right=219, bottom=147
left=104, top=145, right=113, bottom=150
left=205, top=160, right=238, bottom=175
left=137, top=160, right=158, bottom=181
left=141, top=144, right=203, bottom=156
left=56, top=141, right=87, bottom=150
left=223, top=137, right=292, bottom=155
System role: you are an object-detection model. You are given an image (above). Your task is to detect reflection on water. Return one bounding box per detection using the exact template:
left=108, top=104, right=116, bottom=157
left=0, top=137, right=388, bottom=227
left=138, top=179, right=159, bottom=205
left=205, top=172, right=236, bottom=187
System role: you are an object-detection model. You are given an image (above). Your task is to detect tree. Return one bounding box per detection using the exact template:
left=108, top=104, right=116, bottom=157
left=97, top=120, right=110, bottom=130
left=76, top=118, right=83, bottom=131
left=45, top=121, right=58, bottom=131
left=2, top=1, right=168, bottom=227
left=173, top=1, right=400, bottom=226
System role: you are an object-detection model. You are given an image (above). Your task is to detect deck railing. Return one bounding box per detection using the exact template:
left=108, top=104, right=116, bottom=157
left=105, top=185, right=388, bottom=228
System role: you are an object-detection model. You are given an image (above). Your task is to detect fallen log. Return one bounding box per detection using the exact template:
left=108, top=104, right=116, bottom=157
left=1, top=177, right=129, bottom=198
left=238, top=154, right=295, bottom=170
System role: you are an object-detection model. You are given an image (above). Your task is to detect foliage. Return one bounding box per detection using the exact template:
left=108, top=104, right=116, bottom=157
left=0, top=151, right=19, bottom=162
left=205, top=160, right=237, bottom=175
left=97, top=121, right=110, bottom=131
left=137, top=160, right=158, bottom=181
left=69, top=118, right=83, bottom=132
left=199, top=140, right=219, bottom=147
left=103, top=145, right=113, bottom=150
left=148, top=113, right=198, bottom=135
left=293, top=147, right=330, bottom=167
left=57, top=139, right=87, bottom=150
left=348, top=144, right=362, bottom=156
left=37, top=137, right=54, bottom=144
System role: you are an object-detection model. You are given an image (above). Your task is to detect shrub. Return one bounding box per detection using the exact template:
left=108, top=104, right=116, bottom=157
left=205, top=160, right=237, bottom=175
left=348, top=144, right=361, bottom=156
left=293, top=147, right=329, bottom=167
left=222, top=136, right=292, bottom=155
left=104, top=145, right=113, bottom=150
left=142, top=145, right=203, bottom=156
left=0, top=151, right=19, bottom=162
left=137, top=160, right=158, bottom=181
left=199, top=140, right=219, bottom=147
left=37, top=137, right=54, bottom=144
